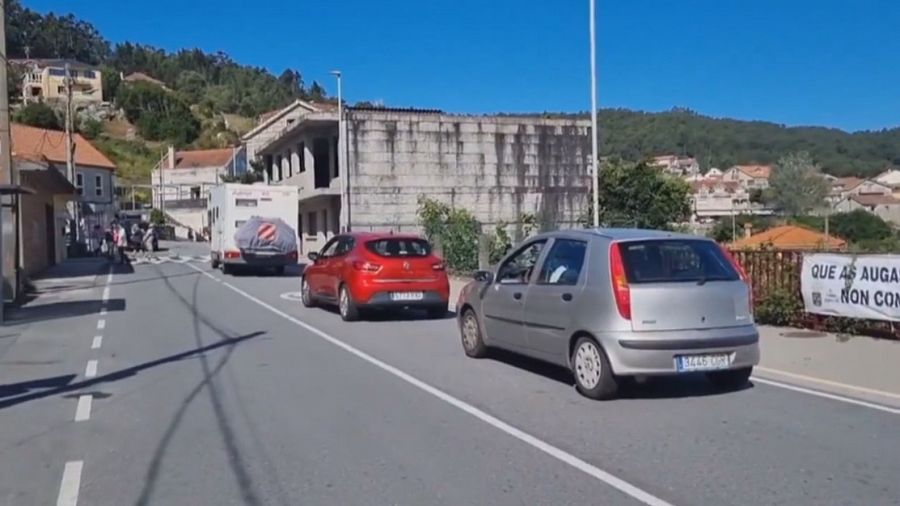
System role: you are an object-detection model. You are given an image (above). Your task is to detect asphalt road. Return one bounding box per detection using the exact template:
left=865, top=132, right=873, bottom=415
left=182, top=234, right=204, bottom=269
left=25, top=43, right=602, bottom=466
left=1, top=241, right=898, bottom=506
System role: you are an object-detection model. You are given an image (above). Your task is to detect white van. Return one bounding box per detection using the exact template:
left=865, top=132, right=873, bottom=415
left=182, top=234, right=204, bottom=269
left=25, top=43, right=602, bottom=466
left=208, top=184, right=299, bottom=274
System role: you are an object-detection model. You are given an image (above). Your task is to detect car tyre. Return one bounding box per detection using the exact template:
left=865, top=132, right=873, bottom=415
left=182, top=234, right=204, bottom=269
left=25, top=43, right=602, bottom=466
left=210, top=255, right=220, bottom=270
left=460, top=309, right=489, bottom=358
left=338, top=285, right=360, bottom=322
left=222, top=263, right=233, bottom=275
left=301, top=276, right=316, bottom=308
left=571, top=336, right=618, bottom=400
left=706, top=367, right=752, bottom=390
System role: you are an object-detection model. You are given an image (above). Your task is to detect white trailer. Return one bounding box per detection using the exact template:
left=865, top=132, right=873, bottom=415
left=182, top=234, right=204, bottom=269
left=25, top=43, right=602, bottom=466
left=207, top=184, right=299, bottom=274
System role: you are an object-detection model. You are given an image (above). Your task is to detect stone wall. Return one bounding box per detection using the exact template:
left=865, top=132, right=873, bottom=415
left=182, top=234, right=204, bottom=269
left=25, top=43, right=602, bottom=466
left=346, top=110, right=591, bottom=235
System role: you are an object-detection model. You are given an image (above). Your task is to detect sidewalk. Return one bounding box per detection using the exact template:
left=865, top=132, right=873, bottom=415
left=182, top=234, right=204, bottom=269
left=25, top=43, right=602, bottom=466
left=448, top=277, right=900, bottom=407
left=6, top=258, right=110, bottom=325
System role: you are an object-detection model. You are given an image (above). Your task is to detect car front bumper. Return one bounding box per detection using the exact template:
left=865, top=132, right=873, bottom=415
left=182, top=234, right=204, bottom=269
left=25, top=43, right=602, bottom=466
left=597, top=326, right=760, bottom=376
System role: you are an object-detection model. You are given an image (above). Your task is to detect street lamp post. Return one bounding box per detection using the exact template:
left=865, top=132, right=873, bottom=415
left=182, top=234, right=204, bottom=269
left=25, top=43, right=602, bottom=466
left=589, top=0, right=600, bottom=228
left=330, top=70, right=347, bottom=233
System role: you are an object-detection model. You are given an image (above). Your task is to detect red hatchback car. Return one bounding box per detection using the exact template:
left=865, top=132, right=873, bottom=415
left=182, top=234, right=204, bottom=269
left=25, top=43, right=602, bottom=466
left=300, top=232, right=450, bottom=321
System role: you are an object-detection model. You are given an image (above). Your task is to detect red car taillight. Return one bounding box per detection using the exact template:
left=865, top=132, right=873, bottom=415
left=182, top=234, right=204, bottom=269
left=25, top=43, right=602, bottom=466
left=609, top=243, right=631, bottom=320
left=224, top=250, right=241, bottom=259
left=720, top=245, right=753, bottom=314
left=352, top=261, right=382, bottom=273
left=432, top=261, right=445, bottom=271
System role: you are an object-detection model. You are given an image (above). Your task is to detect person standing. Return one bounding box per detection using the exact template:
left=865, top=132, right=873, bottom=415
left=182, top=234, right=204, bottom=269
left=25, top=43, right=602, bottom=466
left=116, top=222, right=129, bottom=264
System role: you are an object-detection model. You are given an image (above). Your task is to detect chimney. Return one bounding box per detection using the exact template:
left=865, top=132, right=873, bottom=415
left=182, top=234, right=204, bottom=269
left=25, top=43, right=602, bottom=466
left=743, top=222, right=753, bottom=239
left=168, top=145, right=176, bottom=170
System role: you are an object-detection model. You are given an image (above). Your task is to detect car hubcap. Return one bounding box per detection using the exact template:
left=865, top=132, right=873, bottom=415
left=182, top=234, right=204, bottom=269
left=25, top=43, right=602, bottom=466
left=462, top=314, right=479, bottom=350
left=340, top=289, right=349, bottom=316
left=575, top=342, right=603, bottom=389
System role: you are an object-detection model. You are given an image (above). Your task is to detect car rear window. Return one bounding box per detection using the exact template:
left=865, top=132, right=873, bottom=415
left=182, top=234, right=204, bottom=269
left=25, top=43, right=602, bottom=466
left=365, top=238, right=431, bottom=257
left=618, top=240, right=738, bottom=284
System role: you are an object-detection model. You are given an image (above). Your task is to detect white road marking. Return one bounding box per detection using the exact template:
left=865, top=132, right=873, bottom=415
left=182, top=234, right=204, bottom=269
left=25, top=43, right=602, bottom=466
left=96, top=319, right=105, bottom=330
left=755, top=366, right=900, bottom=401
left=91, top=336, right=103, bottom=349
left=101, top=286, right=110, bottom=301
left=99, top=307, right=108, bottom=316
left=186, top=264, right=673, bottom=506
left=74, top=395, right=92, bottom=422
left=279, top=291, right=303, bottom=301
left=56, top=460, right=83, bottom=506
left=752, top=377, right=900, bottom=415
left=85, top=360, right=98, bottom=379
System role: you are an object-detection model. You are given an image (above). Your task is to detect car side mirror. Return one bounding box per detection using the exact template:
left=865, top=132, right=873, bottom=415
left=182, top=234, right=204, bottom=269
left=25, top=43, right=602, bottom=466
left=307, top=252, right=319, bottom=262
left=474, top=270, right=494, bottom=284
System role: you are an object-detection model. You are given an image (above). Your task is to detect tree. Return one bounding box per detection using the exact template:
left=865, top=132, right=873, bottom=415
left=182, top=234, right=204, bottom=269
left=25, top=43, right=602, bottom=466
left=828, top=210, right=892, bottom=244
left=116, top=81, right=199, bottom=144
left=584, top=159, right=692, bottom=229
left=100, top=66, right=122, bottom=102
left=13, top=102, right=62, bottom=130
left=308, top=81, right=327, bottom=101
left=765, top=152, right=830, bottom=216
left=175, top=70, right=207, bottom=103
left=79, top=118, right=103, bottom=139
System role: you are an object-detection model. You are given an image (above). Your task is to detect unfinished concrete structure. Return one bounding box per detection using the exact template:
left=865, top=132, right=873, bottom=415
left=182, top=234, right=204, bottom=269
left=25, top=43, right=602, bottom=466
left=252, top=107, right=591, bottom=252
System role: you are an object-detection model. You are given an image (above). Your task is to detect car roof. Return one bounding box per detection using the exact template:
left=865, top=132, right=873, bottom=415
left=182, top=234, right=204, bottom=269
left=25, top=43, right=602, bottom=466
left=532, top=228, right=708, bottom=242
left=346, top=231, right=425, bottom=241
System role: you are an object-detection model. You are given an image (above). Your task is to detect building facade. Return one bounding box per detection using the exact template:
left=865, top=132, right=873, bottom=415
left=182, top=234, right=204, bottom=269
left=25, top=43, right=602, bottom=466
left=251, top=107, right=591, bottom=253
left=13, top=59, right=103, bottom=104
left=650, top=155, right=700, bottom=177
left=722, top=165, right=772, bottom=189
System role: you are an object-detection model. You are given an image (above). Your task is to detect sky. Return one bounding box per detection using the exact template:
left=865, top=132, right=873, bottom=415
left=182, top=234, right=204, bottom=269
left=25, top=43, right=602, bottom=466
left=25, top=0, right=900, bottom=132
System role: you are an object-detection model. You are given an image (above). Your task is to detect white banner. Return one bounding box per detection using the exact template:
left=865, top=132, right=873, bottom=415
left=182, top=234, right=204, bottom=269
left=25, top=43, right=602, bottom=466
left=801, top=253, right=900, bottom=321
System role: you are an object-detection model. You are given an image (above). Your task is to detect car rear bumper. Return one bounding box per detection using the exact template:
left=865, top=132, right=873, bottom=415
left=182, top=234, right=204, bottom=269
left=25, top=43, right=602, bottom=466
left=352, top=277, right=450, bottom=306
left=597, top=326, right=760, bottom=375
left=358, top=291, right=448, bottom=309
left=222, top=251, right=296, bottom=267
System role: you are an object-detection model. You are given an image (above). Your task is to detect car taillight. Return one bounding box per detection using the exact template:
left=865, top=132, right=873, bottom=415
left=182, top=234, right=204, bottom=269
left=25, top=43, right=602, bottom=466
left=432, top=261, right=445, bottom=271
left=352, top=261, right=382, bottom=273
left=224, top=250, right=241, bottom=259
left=720, top=245, right=753, bottom=314
left=609, top=243, right=631, bottom=320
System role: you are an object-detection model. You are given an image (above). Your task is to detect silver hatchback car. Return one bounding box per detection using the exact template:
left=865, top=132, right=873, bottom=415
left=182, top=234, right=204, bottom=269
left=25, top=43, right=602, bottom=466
left=456, top=229, right=759, bottom=400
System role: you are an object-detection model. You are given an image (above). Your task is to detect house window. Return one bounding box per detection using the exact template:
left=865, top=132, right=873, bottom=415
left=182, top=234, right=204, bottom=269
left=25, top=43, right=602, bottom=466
left=298, top=143, right=306, bottom=172
left=307, top=212, right=318, bottom=236
left=58, top=86, right=66, bottom=94
left=75, top=173, right=83, bottom=195
left=49, top=68, right=66, bottom=77
left=95, top=175, right=103, bottom=197
left=82, top=70, right=96, bottom=79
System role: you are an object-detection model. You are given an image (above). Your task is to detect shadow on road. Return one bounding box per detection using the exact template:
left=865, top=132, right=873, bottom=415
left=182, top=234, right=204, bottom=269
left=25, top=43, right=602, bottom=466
left=0, top=331, right=265, bottom=411
left=485, top=350, right=754, bottom=400
left=0, top=374, right=77, bottom=399
left=6, top=298, right=126, bottom=325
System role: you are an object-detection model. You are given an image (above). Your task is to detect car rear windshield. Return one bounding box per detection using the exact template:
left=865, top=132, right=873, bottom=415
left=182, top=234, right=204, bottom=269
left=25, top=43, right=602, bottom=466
left=617, top=239, right=738, bottom=284
left=365, top=238, right=431, bottom=257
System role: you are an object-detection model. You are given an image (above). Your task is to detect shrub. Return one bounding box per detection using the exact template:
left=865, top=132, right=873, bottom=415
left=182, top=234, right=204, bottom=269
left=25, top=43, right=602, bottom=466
left=150, top=209, right=166, bottom=226
left=80, top=118, right=103, bottom=139
left=416, top=197, right=479, bottom=273
left=14, top=102, right=62, bottom=130
left=754, top=289, right=803, bottom=326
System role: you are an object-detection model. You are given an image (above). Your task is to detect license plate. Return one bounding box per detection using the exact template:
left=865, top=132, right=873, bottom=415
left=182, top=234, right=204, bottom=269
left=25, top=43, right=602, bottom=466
left=253, top=251, right=277, bottom=257
left=675, top=353, right=731, bottom=372
left=391, top=291, right=424, bottom=301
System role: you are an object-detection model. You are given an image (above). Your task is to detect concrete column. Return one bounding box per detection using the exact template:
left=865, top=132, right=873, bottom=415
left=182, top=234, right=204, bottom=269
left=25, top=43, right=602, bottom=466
left=302, top=139, right=314, bottom=191
left=281, top=153, right=290, bottom=181
left=290, top=147, right=301, bottom=181
left=271, top=155, right=281, bottom=183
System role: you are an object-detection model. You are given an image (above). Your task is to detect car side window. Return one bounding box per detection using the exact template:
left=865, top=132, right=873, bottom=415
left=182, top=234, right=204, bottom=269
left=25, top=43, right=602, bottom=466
left=497, top=240, right=547, bottom=284
left=334, top=237, right=355, bottom=256
left=537, top=239, right=587, bottom=286
left=319, top=238, right=340, bottom=258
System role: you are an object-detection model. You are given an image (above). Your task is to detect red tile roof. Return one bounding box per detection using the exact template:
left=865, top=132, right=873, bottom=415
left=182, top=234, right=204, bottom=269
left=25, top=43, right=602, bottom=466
left=690, top=180, right=740, bottom=193
left=730, top=225, right=846, bottom=251
left=173, top=148, right=235, bottom=169
left=849, top=194, right=900, bottom=206
left=833, top=176, right=862, bottom=190
left=124, top=72, right=165, bottom=87
left=733, top=165, right=772, bottom=179
left=11, top=123, right=116, bottom=170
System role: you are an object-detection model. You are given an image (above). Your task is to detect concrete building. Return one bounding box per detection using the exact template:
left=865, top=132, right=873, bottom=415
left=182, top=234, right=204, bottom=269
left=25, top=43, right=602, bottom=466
left=16, top=157, right=76, bottom=276
left=834, top=194, right=900, bottom=227
left=252, top=107, right=591, bottom=253
left=12, top=59, right=103, bottom=104
left=827, top=177, right=892, bottom=205
left=242, top=100, right=338, bottom=163
left=689, top=179, right=769, bottom=222
left=722, top=165, right=772, bottom=189
left=650, top=155, right=700, bottom=177
left=151, top=146, right=247, bottom=236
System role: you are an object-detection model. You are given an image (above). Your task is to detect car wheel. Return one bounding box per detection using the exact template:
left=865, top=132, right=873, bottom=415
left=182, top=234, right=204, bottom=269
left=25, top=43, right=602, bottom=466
left=222, top=264, right=233, bottom=275
left=301, top=276, right=316, bottom=308
left=210, top=255, right=220, bottom=269
left=571, top=336, right=618, bottom=400
left=426, top=303, right=448, bottom=319
left=706, top=367, right=752, bottom=390
left=460, top=309, right=488, bottom=358
left=338, top=285, right=359, bottom=322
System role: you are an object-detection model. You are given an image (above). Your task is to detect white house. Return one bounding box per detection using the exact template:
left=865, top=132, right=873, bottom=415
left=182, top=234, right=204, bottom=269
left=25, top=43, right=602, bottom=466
left=722, top=165, right=772, bottom=189
left=834, top=194, right=900, bottom=227
left=650, top=155, right=700, bottom=177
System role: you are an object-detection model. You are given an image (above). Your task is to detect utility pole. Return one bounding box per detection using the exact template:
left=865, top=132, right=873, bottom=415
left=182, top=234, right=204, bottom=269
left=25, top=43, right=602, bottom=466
left=330, top=70, right=347, bottom=232
left=64, top=63, right=78, bottom=245
left=0, top=0, right=11, bottom=322
left=588, top=0, right=600, bottom=228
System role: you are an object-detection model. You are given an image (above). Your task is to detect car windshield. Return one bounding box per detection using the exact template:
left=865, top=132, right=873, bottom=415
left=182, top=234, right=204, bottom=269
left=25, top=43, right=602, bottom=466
left=618, top=239, right=738, bottom=284
left=365, top=238, right=431, bottom=257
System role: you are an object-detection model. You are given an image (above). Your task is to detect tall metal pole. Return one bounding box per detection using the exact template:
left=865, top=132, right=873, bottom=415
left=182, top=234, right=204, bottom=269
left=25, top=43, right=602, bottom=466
left=331, top=70, right=346, bottom=232
left=64, top=63, right=78, bottom=243
left=0, top=0, right=10, bottom=323
left=589, top=0, right=600, bottom=228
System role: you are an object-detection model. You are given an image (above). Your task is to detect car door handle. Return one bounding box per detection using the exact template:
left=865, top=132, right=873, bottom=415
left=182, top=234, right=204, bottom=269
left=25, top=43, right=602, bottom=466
left=513, top=292, right=522, bottom=300
left=562, top=293, right=573, bottom=302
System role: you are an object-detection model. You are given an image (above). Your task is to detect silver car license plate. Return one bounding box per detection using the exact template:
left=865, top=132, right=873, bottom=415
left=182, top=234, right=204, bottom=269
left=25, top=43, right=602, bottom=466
left=675, top=353, right=731, bottom=372
left=391, top=291, right=424, bottom=301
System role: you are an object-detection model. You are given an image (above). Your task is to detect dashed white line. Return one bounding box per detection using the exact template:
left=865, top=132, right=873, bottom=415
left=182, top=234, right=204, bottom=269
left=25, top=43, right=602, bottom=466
left=96, top=319, right=105, bottom=330
left=186, top=264, right=674, bottom=506
left=56, top=460, right=83, bottom=506
left=84, top=360, right=98, bottom=379
left=99, top=307, right=108, bottom=316
left=101, top=286, right=110, bottom=301
left=74, top=395, right=92, bottom=422
left=91, top=336, right=103, bottom=349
